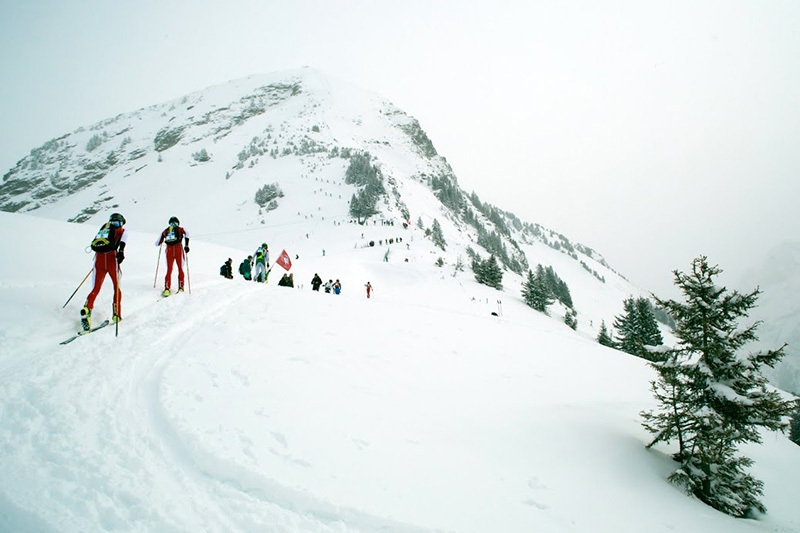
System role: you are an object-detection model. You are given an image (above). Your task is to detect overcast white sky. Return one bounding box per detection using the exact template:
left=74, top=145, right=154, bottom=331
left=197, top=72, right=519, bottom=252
left=2, top=0, right=799, bottom=297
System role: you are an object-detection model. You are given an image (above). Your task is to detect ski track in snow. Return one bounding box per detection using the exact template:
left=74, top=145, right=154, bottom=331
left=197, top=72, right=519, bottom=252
left=1, top=215, right=799, bottom=533
left=0, top=280, right=435, bottom=532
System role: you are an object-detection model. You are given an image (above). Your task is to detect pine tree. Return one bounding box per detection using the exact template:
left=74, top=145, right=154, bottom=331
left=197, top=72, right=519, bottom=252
left=636, top=297, right=664, bottom=348
left=430, top=218, right=447, bottom=250
left=597, top=320, right=615, bottom=347
left=521, top=269, right=553, bottom=313
left=641, top=256, right=798, bottom=517
left=474, top=255, right=503, bottom=289
left=790, top=408, right=800, bottom=446
left=613, top=296, right=663, bottom=360
left=483, top=255, right=503, bottom=289
left=613, top=297, right=641, bottom=355
left=541, top=266, right=573, bottom=308
left=564, top=308, right=578, bottom=330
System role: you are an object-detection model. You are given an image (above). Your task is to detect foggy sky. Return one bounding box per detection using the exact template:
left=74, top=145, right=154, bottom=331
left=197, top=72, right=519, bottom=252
left=2, top=0, right=799, bottom=298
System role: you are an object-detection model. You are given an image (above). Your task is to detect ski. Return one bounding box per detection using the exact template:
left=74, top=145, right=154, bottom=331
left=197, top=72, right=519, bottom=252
left=60, top=320, right=111, bottom=345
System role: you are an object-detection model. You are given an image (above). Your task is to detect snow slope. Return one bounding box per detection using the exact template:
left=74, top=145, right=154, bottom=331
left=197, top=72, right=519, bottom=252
left=1, top=211, right=798, bottom=533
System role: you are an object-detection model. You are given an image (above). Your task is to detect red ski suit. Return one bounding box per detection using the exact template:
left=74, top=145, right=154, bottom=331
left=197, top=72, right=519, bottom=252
left=85, top=226, right=127, bottom=317
left=156, top=226, right=189, bottom=291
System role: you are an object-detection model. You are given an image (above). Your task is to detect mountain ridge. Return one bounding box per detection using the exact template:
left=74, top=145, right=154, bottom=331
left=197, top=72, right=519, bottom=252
left=0, top=67, right=622, bottom=295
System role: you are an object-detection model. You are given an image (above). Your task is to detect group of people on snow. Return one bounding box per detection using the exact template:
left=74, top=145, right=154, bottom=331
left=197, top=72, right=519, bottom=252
left=79, top=212, right=375, bottom=331
left=311, top=274, right=341, bottom=294
left=277, top=273, right=295, bottom=287
left=230, top=243, right=269, bottom=282
left=80, top=213, right=190, bottom=331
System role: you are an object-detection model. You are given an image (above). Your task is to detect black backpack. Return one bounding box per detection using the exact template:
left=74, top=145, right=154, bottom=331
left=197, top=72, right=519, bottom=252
left=90, top=222, right=118, bottom=253
left=164, top=225, right=181, bottom=245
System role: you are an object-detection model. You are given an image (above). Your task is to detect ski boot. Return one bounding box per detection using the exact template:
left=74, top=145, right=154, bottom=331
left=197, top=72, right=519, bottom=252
left=162, top=288, right=171, bottom=297
left=80, top=307, right=91, bottom=332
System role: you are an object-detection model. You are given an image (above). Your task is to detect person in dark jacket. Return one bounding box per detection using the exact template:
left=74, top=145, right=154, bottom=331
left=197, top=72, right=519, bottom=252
left=220, top=258, right=233, bottom=279
left=239, top=256, right=252, bottom=280
left=311, top=273, right=323, bottom=291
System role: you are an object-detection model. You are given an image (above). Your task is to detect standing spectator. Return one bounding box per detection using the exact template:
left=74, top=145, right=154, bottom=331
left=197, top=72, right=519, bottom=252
left=324, top=279, right=333, bottom=293
left=253, top=243, right=269, bottom=282
left=220, top=258, right=233, bottom=279
left=333, top=279, right=342, bottom=294
left=311, top=273, right=323, bottom=291
left=365, top=281, right=373, bottom=299
left=155, top=216, right=190, bottom=296
left=82, top=212, right=127, bottom=330
left=239, top=256, right=253, bottom=280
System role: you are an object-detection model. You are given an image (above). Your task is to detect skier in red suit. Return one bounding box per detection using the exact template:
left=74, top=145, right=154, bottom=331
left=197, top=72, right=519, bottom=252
left=82, top=212, right=128, bottom=330
left=155, top=216, right=190, bottom=296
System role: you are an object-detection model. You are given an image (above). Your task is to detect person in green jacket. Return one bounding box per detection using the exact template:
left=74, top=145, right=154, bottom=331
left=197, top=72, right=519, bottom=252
left=239, top=256, right=252, bottom=280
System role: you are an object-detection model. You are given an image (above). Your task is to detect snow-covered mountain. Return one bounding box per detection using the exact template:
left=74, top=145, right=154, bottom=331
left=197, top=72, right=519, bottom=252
left=2, top=68, right=798, bottom=532
left=0, top=67, right=625, bottom=327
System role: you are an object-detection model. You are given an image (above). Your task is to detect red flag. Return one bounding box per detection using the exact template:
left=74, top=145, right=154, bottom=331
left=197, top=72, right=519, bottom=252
left=276, top=249, right=292, bottom=271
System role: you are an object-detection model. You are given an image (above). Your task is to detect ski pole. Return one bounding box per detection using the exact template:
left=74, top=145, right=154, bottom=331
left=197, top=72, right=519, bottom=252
left=63, top=268, right=93, bottom=308
left=153, top=243, right=163, bottom=288
left=185, top=249, right=191, bottom=294
left=115, top=264, right=122, bottom=338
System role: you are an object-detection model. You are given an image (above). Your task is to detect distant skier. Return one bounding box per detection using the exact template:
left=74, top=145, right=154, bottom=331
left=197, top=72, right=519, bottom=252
left=324, top=279, right=333, bottom=293
left=253, top=243, right=269, bottom=282
left=155, top=216, right=190, bottom=296
left=81, top=212, right=127, bottom=330
left=365, top=281, right=373, bottom=299
left=311, top=273, right=322, bottom=292
left=333, top=279, right=342, bottom=295
left=239, top=256, right=253, bottom=280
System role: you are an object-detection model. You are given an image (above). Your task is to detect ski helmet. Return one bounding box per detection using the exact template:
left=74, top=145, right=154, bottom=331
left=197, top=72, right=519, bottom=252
left=169, top=216, right=179, bottom=226
left=109, top=213, right=126, bottom=225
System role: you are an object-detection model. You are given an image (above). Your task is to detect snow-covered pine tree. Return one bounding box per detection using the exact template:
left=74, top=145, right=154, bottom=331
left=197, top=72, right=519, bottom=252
left=636, top=297, right=664, bottom=348
left=564, top=308, right=578, bottom=330
left=430, top=219, right=447, bottom=250
left=643, top=256, right=798, bottom=517
left=613, top=296, right=663, bottom=360
left=613, top=297, right=640, bottom=355
left=521, top=269, right=553, bottom=313
left=484, top=255, right=503, bottom=290
left=474, top=255, right=503, bottom=290
left=596, top=320, right=615, bottom=347
left=541, top=266, right=573, bottom=308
